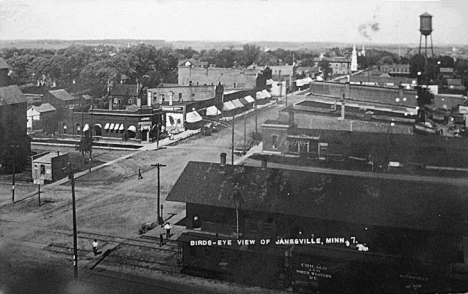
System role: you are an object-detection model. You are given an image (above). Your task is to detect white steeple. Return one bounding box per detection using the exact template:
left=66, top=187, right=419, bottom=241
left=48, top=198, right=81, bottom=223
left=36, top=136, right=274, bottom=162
left=361, top=45, right=366, bottom=57
left=351, top=44, right=358, bottom=72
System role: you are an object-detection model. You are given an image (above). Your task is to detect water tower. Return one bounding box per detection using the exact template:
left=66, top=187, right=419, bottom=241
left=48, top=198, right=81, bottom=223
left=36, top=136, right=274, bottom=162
left=418, top=12, right=434, bottom=61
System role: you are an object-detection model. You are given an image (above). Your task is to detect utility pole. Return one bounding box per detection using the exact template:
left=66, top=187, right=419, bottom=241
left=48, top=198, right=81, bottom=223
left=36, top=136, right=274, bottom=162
left=151, top=163, right=166, bottom=225
left=231, top=110, right=235, bottom=165
left=89, top=98, right=93, bottom=172
left=67, top=162, right=78, bottom=279
left=11, top=144, right=19, bottom=203
left=243, top=112, right=247, bottom=153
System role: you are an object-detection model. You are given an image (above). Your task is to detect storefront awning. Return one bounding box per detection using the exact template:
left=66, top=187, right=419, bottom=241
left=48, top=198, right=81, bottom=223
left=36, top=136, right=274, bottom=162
left=114, top=124, right=120, bottom=131
left=104, top=123, right=110, bottom=130
left=223, top=101, right=237, bottom=111
left=261, top=89, right=272, bottom=98
left=206, top=106, right=221, bottom=116
left=256, top=91, right=266, bottom=100
left=128, top=125, right=137, bottom=133
left=186, top=111, right=203, bottom=123
left=244, top=95, right=255, bottom=103
left=82, top=124, right=89, bottom=132
left=231, top=99, right=244, bottom=108
left=109, top=123, right=115, bottom=130
left=239, top=97, right=249, bottom=105
left=94, top=123, right=102, bottom=129
left=119, top=124, right=124, bottom=131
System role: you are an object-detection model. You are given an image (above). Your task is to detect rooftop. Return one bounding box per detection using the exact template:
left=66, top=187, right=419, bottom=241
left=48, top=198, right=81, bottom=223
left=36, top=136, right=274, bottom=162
left=48, top=89, right=75, bottom=101
left=167, top=161, right=468, bottom=235
left=0, top=58, right=9, bottom=69
left=0, top=85, right=27, bottom=106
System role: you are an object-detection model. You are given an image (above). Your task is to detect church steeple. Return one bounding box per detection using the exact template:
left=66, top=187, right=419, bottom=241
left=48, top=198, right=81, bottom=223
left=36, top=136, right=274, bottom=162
left=351, top=44, right=358, bottom=72
left=361, top=45, right=366, bottom=57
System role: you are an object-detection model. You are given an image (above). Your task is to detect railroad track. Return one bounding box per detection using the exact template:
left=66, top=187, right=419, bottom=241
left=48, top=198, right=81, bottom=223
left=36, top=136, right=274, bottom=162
left=44, top=229, right=182, bottom=275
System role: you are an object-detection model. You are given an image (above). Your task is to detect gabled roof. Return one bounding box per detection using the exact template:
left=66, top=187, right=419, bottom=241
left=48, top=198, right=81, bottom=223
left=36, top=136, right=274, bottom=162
left=0, top=85, right=27, bottom=106
left=167, top=161, right=468, bottom=235
left=48, top=89, right=75, bottom=101
left=178, top=59, right=208, bottom=67
left=111, top=84, right=140, bottom=96
left=0, top=58, right=10, bottom=69
left=32, top=103, right=56, bottom=113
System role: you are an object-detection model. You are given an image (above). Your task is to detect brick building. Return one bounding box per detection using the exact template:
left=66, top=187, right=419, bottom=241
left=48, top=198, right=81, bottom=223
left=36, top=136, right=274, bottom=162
left=379, top=64, right=410, bottom=77
left=178, top=61, right=259, bottom=90
left=0, top=58, right=31, bottom=173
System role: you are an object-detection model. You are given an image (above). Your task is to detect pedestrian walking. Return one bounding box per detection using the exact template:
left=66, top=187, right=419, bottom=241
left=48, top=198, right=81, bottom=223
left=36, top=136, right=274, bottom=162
left=164, top=222, right=172, bottom=239
left=159, top=233, right=164, bottom=247
left=138, top=169, right=143, bottom=180
left=92, top=239, right=99, bottom=256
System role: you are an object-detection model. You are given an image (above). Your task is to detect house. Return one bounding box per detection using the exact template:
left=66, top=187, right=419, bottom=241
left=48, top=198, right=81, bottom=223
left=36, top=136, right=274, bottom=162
left=27, top=103, right=56, bottom=132
left=0, top=58, right=31, bottom=173
left=178, top=59, right=209, bottom=68
left=168, top=157, right=468, bottom=293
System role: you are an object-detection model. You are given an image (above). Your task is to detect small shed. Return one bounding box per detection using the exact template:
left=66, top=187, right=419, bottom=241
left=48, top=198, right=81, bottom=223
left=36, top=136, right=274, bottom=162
left=32, top=152, right=69, bottom=182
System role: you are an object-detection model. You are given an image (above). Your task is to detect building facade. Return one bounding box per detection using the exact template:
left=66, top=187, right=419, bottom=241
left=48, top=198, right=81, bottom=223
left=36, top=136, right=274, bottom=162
left=168, top=159, right=468, bottom=293
left=0, top=58, right=31, bottom=173
left=178, top=65, right=259, bottom=90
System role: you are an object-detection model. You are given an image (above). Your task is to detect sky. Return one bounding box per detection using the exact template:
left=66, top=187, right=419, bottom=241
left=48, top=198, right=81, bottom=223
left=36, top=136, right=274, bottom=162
left=0, top=0, right=467, bottom=45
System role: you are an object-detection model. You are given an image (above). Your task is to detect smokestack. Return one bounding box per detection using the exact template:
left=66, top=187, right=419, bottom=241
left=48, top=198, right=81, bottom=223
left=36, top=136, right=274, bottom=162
left=261, top=156, right=267, bottom=170
left=220, top=153, right=227, bottom=166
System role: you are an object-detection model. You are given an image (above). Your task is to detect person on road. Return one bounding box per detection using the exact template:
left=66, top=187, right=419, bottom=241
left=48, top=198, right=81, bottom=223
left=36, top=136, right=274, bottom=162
left=138, top=169, right=143, bottom=180
left=164, top=222, right=172, bottom=239
left=92, top=239, right=99, bottom=256
left=159, top=233, right=164, bottom=247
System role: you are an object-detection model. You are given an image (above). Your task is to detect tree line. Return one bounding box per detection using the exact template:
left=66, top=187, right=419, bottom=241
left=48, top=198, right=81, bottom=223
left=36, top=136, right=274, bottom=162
left=1, top=44, right=467, bottom=98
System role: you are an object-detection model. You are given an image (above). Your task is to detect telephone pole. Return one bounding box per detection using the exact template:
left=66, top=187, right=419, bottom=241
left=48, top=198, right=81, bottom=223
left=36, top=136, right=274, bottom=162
left=11, top=144, right=19, bottom=203
left=151, top=163, right=166, bottom=225
left=67, top=163, right=78, bottom=278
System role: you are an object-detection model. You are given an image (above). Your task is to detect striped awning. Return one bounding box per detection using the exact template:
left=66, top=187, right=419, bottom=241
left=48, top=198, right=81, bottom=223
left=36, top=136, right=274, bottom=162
left=109, top=123, right=115, bottom=130
left=82, top=124, right=89, bottom=132
left=206, top=106, right=221, bottom=116
left=119, top=124, right=124, bottom=131
left=223, top=101, right=236, bottom=111
left=239, top=97, right=249, bottom=105
left=114, top=124, right=120, bottom=131
left=104, top=123, right=110, bottom=130
left=231, top=99, right=244, bottom=108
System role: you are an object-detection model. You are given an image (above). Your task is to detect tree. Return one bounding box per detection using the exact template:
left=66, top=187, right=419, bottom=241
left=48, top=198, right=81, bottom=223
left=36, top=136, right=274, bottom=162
left=318, top=59, right=332, bottom=80
left=239, top=44, right=261, bottom=67
left=77, top=131, right=93, bottom=163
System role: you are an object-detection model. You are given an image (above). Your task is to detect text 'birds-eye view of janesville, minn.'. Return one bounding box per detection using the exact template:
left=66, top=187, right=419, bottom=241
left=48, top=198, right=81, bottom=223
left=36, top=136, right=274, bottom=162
left=1, top=1, right=468, bottom=293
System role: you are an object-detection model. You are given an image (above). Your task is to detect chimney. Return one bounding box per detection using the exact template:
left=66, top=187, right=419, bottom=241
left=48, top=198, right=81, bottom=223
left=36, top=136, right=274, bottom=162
left=220, top=153, right=227, bottom=166
left=169, top=91, right=174, bottom=106
left=136, top=82, right=140, bottom=94
left=147, top=91, right=152, bottom=107
left=261, top=156, right=267, bottom=170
